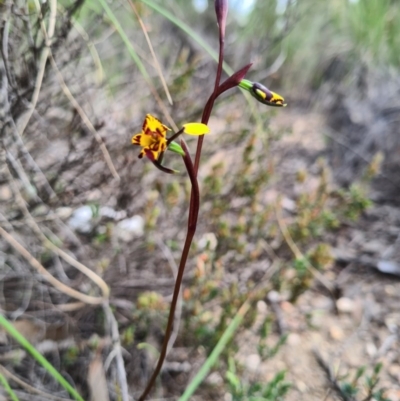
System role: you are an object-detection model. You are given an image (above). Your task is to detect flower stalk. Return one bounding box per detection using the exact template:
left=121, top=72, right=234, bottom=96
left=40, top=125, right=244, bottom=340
left=136, top=1, right=286, bottom=399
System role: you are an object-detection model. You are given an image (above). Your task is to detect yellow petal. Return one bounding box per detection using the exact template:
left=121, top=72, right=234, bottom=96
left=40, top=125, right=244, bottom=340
left=182, top=123, right=210, bottom=136
left=144, top=114, right=170, bottom=135
left=132, top=133, right=142, bottom=145
left=270, top=91, right=286, bottom=106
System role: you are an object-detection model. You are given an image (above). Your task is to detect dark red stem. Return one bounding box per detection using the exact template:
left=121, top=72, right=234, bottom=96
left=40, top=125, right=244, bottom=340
left=138, top=21, right=226, bottom=401
left=137, top=141, right=199, bottom=401
left=194, top=37, right=225, bottom=175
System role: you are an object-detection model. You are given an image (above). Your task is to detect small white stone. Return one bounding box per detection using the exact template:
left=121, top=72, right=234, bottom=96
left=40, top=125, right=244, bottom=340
left=198, top=232, right=218, bottom=251
left=116, top=216, right=145, bottom=242
left=296, top=380, right=308, bottom=393
left=207, top=371, right=223, bottom=385
left=366, top=342, right=377, bottom=357
left=0, top=185, right=12, bottom=201
left=224, top=393, right=233, bottom=401
left=245, top=354, right=261, bottom=372
left=68, top=205, right=93, bottom=233
left=336, top=297, right=355, bottom=313
left=281, top=197, right=296, bottom=212
left=287, top=333, right=301, bottom=346
left=56, top=207, right=73, bottom=220
left=267, top=290, right=281, bottom=303
left=100, top=206, right=127, bottom=220
left=256, top=300, right=268, bottom=314
left=377, top=260, right=400, bottom=276
left=329, top=326, right=345, bottom=341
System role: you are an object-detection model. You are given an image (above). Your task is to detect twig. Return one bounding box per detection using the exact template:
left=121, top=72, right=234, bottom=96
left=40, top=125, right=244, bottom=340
left=0, top=0, right=58, bottom=201
left=9, top=277, right=33, bottom=320
left=98, top=0, right=177, bottom=131
left=5, top=151, right=37, bottom=199
left=0, top=365, right=76, bottom=401
left=127, top=0, right=173, bottom=105
left=0, top=3, right=14, bottom=91
left=4, top=26, right=60, bottom=200
left=18, top=0, right=58, bottom=137
left=103, top=301, right=130, bottom=401
left=8, top=117, right=58, bottom=201
left=48, top=52, right=120, bottom=180
left=0, top=225, right=105, bottom=305
left=67, top=12, right=104, bottom=84
left=32, top=0, right=119, bottom=180
left=55, top=302, right=86, bottom=312
left=5, top=162, right=110, bottom=299
left=313, top=349, right=357, bottom=401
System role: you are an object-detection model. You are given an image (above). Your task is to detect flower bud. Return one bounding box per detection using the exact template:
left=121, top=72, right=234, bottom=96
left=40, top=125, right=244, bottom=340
left=239, top=79, right=287, bottom=107
left=215, top=0, right=228, bottom=39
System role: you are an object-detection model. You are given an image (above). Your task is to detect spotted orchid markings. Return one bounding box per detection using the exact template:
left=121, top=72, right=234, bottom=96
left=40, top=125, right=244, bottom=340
left=255, top=88, right=285, bottom=106
left=132, top=114, right=170, bottom=161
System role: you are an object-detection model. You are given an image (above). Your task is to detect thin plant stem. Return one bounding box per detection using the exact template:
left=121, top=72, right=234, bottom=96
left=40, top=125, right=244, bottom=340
left=166, top=128, right=185, bottom=145
left=137, top=140, right=199, bottom=401
left=194, top=39, right=225, bottom=175
left=138, top=12, right=226, bottom=400
left=187, top=31, right=225, bottom=258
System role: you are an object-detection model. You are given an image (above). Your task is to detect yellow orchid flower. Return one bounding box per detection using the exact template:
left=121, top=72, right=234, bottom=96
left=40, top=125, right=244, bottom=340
left=132, top=114, right=210, bottom=161
left=132, top=114, right=170, bottom=161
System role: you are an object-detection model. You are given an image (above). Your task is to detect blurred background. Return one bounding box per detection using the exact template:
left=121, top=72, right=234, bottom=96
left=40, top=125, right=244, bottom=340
left=1, top=0, right=400, bottom=400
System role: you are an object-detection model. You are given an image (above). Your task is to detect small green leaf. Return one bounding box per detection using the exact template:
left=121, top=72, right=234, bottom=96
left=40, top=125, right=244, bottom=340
left=168, top=141, right=185, bottom=156
left=226, top=371, right=240, bottom=388
left=374, top=362, right=383, bottom=375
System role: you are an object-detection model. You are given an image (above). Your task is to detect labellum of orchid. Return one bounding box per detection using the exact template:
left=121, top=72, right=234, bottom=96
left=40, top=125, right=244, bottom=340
left=132, top=114, right=209, bottom=174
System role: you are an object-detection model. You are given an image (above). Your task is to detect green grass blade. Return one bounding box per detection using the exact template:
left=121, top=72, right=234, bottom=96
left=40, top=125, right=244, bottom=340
left=178, top=301, right=251, bottom=401
left=0, top=372, right=20, bottom=401
left=138, top=0, right=233, bottom=75
left=98, top=0, right=150, bottom=81
left=0, top=314, right=85, bottom=401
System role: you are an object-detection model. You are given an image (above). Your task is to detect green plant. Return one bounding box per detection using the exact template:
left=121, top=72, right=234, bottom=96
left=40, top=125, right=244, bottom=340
left=337, top=184, right=372, bottom=221
left=179, top=299, right=253, bottom=401
left=0, top=372, right=20, bottom=401
left=339, top=363, right=391, bottom=401
left=257, top=317, right=288, bottom=359
left=0, top=314, right=84, bottom=401
left=226, top=357, right=290, bottom=401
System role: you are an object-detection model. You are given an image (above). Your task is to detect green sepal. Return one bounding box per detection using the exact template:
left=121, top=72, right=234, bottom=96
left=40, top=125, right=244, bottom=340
left=238, top=79, right=253, bottom=91
left=168, top=141, right=185, bottom=156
